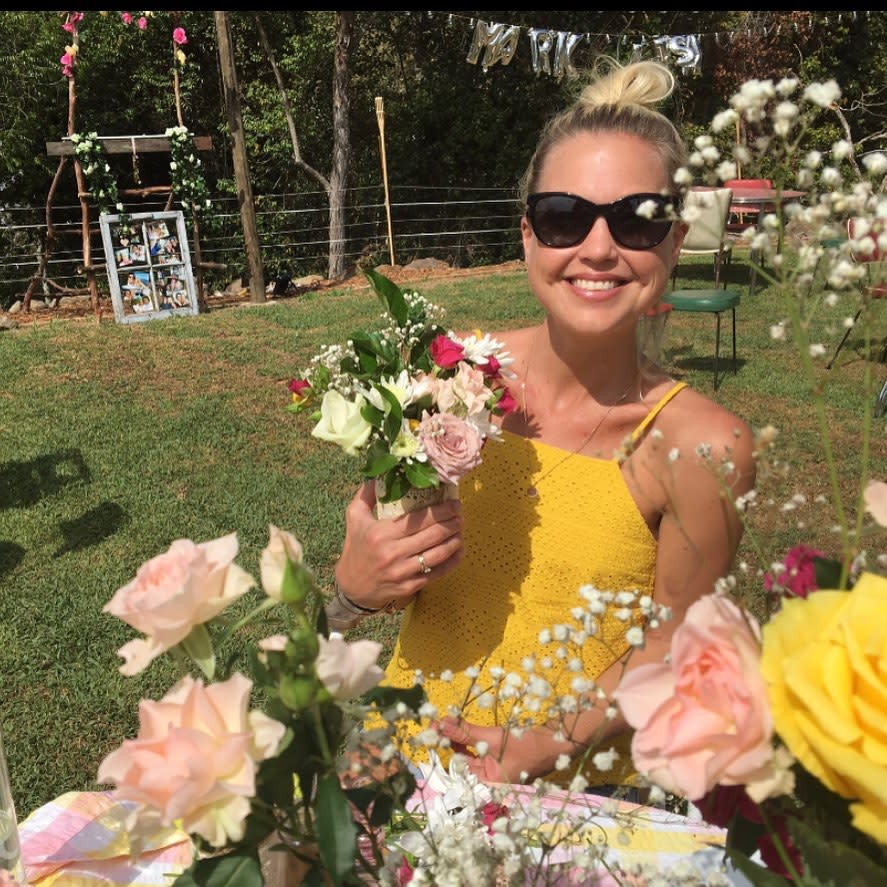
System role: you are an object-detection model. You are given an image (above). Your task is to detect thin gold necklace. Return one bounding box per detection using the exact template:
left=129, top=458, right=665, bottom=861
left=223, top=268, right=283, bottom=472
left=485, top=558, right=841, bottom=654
left=520, top=330, right=638, bottom=498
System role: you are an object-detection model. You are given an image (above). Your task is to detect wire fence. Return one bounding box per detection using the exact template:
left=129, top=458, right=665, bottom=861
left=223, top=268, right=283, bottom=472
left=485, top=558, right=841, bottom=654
left=0, top=184, right=525, bottom=307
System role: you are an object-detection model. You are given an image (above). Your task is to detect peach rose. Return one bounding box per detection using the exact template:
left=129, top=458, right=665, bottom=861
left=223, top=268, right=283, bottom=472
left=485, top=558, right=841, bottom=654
left=104, top=533, right=255, bottom=676
left=614, top=592, right=779, bottom=802
left=316, top=632, right=384, bottom=700
left=434, top=363, right=490, bottom=417
left=259, top=524, right=304, bottom=601
left=97, top=673, right=284, bottom=849
left=417, top=411, right=484, bottom=485
left=761, top=572, right=887, bottom=844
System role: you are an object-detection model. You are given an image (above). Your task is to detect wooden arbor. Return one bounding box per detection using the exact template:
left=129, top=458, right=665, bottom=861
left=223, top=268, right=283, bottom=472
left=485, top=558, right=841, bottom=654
left=24, top=133, right=214, bottom=318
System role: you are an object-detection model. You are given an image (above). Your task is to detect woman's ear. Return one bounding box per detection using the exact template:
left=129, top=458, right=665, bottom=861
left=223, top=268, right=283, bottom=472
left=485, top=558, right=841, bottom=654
left=520, top=214, right=533, bottom=261
left=670, top=220, right=689, bottom=267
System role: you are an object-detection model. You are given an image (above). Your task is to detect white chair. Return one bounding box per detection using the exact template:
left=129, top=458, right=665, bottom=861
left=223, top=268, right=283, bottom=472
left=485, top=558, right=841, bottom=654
left=672, top=187, right=733, bottom=289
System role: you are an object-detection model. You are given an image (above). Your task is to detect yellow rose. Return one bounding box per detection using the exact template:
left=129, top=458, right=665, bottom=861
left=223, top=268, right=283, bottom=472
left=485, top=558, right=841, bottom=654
left=761, top=572, right=887, bottom=844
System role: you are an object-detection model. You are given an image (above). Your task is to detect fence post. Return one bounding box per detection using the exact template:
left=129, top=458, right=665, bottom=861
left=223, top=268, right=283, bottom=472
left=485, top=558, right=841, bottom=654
left=375, top=97, right=396, bottom=266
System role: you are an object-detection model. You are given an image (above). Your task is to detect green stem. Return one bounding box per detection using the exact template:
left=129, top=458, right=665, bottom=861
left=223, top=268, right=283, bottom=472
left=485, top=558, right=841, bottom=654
left=216, top=597, right=280, bottom=646
left=786, top=305, right=850, bottom=563
left=757, top=803, right=805, bottom=885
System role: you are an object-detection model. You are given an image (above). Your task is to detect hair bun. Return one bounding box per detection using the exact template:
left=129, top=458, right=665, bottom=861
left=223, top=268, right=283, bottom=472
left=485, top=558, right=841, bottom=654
left=580, top=59, right=675, bottom=110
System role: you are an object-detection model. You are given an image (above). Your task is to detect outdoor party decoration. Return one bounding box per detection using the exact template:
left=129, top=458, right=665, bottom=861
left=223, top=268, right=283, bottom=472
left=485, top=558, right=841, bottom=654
left=287, top=268, right=517, bottom=509
left=465, top=20, right=520, bottom=69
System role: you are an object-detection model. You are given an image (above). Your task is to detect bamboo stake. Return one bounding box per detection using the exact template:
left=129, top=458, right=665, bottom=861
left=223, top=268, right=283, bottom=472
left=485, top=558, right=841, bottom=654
left=375, top=96, right=396, bottom=266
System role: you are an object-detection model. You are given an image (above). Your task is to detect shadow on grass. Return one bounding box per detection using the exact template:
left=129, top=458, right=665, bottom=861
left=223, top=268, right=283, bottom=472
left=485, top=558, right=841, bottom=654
left=0, top=449, right=91, bottom=509
left=0, top=540, right=25, bottom=580
left=54, top=501, right=128, bottom=557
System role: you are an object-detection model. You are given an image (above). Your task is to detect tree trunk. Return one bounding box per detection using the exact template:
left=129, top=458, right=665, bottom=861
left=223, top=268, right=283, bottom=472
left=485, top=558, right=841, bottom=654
left=328, top=11, right=354, bottom=282
left=215, top=10, right=265, bottom=304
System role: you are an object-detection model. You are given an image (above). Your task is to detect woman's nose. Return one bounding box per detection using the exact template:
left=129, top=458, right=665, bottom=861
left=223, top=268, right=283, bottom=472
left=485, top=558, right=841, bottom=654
left=576, top=215, right=618, bottom=258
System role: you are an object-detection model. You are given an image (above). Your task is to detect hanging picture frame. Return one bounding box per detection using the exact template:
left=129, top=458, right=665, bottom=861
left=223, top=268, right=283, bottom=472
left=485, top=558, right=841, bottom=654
left=100, top=210, right=199, bottom=324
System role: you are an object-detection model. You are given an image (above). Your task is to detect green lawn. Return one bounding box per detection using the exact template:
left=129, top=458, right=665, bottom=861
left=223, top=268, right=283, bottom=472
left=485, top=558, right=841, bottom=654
left=1, top=255, right=885, bottom=818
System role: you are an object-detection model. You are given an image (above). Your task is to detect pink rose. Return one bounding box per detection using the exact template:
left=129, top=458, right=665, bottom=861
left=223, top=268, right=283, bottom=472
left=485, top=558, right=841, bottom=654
left=315, top=632, right=384, bottom=700
left=137, top=16, right=147, bottom=30
left=121, top=11, right=132, bottom=24
left=613, top=592, right=775, bottom=802
left=482, top=354, right=501, bottom=377
left=172, top=26, right=188, bottom=45
left=763, top=544, right=824, bottom=599
left=104, top=533, right=255, bottom=675
left=430, top=334, right=465, bottom=369
left=259, top=524, right=304, bottom=601
left=98, top=673, right=284, bottom=848
left=435, top=363, right=490, bottom=416
left=417, top=411, right=484, bottom=484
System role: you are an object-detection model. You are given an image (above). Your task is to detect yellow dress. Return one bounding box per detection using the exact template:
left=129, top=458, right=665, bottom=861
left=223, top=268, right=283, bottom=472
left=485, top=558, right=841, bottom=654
left=383, top=382, right=688, bottom=784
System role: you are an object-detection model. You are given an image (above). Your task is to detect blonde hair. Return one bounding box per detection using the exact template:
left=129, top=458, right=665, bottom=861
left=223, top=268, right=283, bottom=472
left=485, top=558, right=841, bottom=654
left=519, top=58, right=687, bottom=204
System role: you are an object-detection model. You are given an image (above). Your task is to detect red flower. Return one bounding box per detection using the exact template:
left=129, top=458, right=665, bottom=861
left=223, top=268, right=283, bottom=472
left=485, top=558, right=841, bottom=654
left=397, top=857, right=414, bottom=884
left=288, top=378, right=311, bottom=396
left=694, top=784, right=761, bottom=828
left=495, top=388, right=518, bottom=415
left=482, top=355, right=501, bottom=376
left=764, top=544, right=825, bottom=599
left=481, top=801, right=509, bottom=834
left=430, top=334, right=465, bottom=369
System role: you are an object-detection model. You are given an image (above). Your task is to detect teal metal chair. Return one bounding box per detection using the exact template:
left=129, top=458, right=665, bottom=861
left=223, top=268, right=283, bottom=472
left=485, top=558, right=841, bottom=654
left=665, top=187, right=741, bottom=390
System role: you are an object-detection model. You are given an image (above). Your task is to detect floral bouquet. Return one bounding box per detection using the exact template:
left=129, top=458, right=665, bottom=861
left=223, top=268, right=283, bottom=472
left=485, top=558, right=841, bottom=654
left=611, top=71, right=887, bottom=886
left=287, top=268, right=516, bottom=513
left=94, top=526, right=426, bottom=886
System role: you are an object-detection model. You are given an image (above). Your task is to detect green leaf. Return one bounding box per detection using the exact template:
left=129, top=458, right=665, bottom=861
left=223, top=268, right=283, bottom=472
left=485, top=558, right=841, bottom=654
left=789, top=816, right=887, bottom=886
left=315, top=774, right=358, bottom=883
left=174, top=851, right=263, bottom=887
left=180, top=623, right=216, bottom=680
left=725, top=848, right=790, bottom=886
left=404, top=460, right=439, bottom=489
left=365, top=267, right=408, bottom=326
left=364, top=452, right=399, bottom=478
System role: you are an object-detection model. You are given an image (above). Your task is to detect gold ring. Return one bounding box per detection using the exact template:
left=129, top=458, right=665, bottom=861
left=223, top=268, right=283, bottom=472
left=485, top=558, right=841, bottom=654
left=417, top=552, right=432, bottom=574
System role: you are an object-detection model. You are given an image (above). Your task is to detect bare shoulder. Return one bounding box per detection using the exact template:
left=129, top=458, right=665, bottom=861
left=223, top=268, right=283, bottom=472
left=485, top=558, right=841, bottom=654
left=653, top=383, right=756, bottom=482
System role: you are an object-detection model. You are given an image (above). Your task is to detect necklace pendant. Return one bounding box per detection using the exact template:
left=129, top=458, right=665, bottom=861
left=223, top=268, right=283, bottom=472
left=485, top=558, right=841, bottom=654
left=526, top=485, right=538, bottom=498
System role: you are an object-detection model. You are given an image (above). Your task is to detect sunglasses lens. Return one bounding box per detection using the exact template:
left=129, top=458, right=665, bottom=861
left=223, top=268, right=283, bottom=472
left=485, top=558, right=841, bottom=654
left=529, top=194, right=592, bottom=248
left=528, top=193, right=673, bottom=250
left=609, top=195, right=673, bottom=250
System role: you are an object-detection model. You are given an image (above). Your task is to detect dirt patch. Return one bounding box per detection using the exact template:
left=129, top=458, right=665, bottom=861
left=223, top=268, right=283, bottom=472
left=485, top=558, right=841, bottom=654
left=2, top=260, right=527, bottom=328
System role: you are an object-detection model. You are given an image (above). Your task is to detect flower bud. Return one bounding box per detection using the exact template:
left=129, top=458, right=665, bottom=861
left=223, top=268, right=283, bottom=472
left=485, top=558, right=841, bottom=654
left=279, top=674, right=318, bottom=711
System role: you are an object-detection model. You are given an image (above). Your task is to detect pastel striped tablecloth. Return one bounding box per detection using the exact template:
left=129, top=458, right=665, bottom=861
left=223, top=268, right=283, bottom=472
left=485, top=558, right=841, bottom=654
left=18, top=791, right=192, bottom=886
left=16, top=785, right=729, bottom=885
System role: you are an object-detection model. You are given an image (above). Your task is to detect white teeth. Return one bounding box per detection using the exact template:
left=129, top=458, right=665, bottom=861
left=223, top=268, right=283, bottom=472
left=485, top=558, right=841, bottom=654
left=572, top=278, right=619, bottom=292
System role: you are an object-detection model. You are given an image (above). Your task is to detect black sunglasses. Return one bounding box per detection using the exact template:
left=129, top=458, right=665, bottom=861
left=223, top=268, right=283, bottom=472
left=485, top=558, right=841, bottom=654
left=526, top=192, right=677, bottom=250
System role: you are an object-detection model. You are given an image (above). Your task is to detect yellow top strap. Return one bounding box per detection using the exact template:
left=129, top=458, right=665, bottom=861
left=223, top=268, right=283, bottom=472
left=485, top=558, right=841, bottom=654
left=630, top=381, right=688, bottom=443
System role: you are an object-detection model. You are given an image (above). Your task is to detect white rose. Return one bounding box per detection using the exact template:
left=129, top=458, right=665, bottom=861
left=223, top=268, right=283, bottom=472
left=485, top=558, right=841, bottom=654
left=311, top=390, right=373, bottom=456
left=259, top=524, right=304, bottom=601
left=315, top=632, right=384, bottom=700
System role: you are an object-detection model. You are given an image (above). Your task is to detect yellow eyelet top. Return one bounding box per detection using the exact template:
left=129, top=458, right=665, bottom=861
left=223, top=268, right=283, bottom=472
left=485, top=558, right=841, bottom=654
left=382, top=382, right=687, bottom=785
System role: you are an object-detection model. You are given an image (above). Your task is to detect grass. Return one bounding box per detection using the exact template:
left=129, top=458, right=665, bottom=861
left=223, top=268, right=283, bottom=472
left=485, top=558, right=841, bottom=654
left=1, top=254, right=885, bottom=819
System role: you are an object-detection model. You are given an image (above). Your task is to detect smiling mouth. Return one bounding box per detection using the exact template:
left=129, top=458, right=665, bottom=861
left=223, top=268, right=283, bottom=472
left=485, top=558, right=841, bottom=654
left=570, top=278, right=622, bottom=292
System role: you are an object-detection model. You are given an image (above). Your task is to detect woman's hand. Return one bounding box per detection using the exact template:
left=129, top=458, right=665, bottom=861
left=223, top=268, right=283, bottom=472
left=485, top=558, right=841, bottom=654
left=435, top=716, right=570, bottom=784
left=334, top=481, right=464, bottom=613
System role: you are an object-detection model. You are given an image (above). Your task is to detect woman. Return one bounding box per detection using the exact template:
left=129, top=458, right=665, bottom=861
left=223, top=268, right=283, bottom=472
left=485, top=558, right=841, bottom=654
left=327, top=58, right=756, bottom=787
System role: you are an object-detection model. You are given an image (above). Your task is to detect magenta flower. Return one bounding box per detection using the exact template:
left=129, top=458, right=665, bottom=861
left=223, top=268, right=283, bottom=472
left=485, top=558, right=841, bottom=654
left=495, top=387, right=518, bottom=415
left=763, top=544, right=825, bottom=599
left=173, top=26, right=188, bottom=45
left=137, top=16, right=147, bottom=30
left=430, top=334, right=465, bottom=369
left=60, top=52, right=74, bottom=77
left=121, top=11, right=132, bottom=24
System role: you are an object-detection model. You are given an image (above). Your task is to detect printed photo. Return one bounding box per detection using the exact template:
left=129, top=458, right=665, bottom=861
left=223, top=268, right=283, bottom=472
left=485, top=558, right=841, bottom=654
left=115, top=247, right=132, bottom=268
left=119, top=270, right=155, bottom=315
left=129, top=243, right=147, bottom=264
left=147, top=220, right=170, bottom=243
